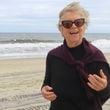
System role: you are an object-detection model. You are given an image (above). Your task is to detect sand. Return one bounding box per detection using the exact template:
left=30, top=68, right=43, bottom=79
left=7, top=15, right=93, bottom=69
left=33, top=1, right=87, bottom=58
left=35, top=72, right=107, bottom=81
left=0, top=58, right=45, bottom=95
left=0, top=58, right=50, bottom=110
left=0, top=54, right=110, bottom=110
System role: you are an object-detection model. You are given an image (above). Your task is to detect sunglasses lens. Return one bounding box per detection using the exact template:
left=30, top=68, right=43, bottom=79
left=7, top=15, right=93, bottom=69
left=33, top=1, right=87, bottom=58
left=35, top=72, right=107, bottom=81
left=61, top=18, right=85, bottom=29
left=74, top=18, right=85, bottom=27
left=62, top=21, right=73, bottom=29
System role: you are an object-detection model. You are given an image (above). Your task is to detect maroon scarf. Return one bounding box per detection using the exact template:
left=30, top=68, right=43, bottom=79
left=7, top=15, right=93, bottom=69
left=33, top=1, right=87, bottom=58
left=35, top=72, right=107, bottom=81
left=49, top=38, right=109, bottom=101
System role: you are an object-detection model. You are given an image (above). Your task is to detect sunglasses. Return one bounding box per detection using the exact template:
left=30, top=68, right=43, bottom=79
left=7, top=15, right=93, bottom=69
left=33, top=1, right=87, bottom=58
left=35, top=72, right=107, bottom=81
left=61, top=18, right=85, bottom=29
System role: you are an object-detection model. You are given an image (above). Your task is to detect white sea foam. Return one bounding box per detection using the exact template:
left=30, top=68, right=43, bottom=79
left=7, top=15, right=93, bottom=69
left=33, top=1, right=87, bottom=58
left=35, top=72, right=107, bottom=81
left=0, top=42, right=61, bottom=58
left=91, top=39, right=110, bottom=53
left=0, top=39, right=110, bottom=59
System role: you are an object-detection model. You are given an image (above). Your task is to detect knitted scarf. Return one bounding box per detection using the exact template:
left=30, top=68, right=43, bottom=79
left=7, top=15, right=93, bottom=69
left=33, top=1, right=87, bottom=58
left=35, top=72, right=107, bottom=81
left=49, top=38, right=110, bottom=103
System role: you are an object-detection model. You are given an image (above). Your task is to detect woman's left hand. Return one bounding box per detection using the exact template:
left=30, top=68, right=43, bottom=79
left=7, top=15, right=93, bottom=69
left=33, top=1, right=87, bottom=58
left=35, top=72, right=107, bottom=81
left=87, top=69, right=107, bottom=91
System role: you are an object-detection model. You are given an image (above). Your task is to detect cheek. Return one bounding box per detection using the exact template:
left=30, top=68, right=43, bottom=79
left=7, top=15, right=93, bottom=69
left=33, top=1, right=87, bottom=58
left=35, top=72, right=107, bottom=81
left=79, top=27, right=86, bottom=35
left=60, top=28, right=69, bottom=38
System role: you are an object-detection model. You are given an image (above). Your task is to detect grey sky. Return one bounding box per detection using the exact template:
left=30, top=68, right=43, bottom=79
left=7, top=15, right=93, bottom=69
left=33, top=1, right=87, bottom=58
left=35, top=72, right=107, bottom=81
left=0, top=0, right=110, bottom=33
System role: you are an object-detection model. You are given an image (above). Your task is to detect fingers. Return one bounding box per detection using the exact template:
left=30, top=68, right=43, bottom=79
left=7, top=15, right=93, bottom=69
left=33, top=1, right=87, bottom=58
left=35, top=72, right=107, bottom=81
left=87, top=69, right=107, bottom=91
left=41, top=85, right=57, bottom=101
left=88, top=74, right=102, bottom=89
left=87, top=82, right=98, bottom=90
left=44, top=86, right=53, bottom=94
left=100, top=69, right=107, bottom=79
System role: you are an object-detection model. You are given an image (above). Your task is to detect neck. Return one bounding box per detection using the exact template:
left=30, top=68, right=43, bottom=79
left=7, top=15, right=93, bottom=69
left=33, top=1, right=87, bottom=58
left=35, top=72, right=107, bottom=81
left=66, top=39, right=83, bottom=48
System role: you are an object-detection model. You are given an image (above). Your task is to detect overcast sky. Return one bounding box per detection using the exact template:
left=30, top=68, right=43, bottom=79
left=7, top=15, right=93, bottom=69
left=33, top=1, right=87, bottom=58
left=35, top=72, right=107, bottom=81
left=0, top=0, right=110, bottom=33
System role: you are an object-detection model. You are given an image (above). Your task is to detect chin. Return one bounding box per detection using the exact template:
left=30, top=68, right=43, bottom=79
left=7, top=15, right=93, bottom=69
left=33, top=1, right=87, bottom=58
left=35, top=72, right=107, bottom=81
left=71, top=37, right=80, bottom=42
left=71, top=39, right=82, bottom=44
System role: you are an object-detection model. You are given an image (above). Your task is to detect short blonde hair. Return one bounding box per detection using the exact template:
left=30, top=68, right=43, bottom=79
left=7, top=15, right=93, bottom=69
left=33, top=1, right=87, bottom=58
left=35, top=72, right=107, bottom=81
left=58, top=2, right=89, bottom=28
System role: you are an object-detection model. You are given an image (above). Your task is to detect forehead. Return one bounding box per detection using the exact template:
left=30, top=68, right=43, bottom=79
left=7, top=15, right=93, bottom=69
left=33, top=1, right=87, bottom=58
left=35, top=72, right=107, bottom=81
left=61, top=11, right=84, bottom=20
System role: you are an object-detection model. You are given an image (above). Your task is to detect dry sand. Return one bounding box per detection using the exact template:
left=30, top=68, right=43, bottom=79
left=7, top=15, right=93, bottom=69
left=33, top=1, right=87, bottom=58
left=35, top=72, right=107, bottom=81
left=0, top=54, right=110, bottom=110
left=0, top=58, right=50, bottom=110
left=0, top=58, right=45, bottom=95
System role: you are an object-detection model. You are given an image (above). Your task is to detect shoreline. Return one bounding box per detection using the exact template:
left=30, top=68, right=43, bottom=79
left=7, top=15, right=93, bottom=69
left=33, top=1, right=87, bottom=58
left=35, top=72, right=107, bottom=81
left=0, top=52, right=110, bottom=62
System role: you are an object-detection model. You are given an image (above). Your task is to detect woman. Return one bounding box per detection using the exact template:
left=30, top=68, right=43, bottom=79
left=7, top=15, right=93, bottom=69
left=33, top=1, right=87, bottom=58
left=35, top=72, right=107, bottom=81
left=41, top=2, right=110, bottom=110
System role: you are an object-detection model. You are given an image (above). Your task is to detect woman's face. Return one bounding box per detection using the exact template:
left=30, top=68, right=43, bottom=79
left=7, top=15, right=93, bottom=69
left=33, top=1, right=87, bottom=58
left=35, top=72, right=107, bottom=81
left=59, top=11, right=86, bottom=48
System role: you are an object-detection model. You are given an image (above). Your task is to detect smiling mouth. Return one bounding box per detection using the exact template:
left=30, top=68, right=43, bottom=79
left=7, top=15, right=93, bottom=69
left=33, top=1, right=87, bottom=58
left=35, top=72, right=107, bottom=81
left=70, top=31, right=79, bottom=34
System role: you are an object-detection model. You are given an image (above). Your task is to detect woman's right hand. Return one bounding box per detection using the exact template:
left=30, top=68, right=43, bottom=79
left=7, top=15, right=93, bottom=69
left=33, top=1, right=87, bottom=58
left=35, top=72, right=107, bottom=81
left=41, top=85, right=57, bottom=101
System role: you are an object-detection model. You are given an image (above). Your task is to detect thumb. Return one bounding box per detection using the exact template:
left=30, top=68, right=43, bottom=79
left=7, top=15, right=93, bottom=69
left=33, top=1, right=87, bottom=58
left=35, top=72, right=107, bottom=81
left=45, top=85, right=53, bottom=91
left=100, top=69, right=107, bottom=79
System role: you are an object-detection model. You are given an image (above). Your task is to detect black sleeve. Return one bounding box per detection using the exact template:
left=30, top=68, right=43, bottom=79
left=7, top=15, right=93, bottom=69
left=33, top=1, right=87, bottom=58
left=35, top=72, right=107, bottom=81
left=96, top=62, right=110, bottom=104
left=41, top=54, right=52, bottom=88
left=87, top=62, right=110, bottom=104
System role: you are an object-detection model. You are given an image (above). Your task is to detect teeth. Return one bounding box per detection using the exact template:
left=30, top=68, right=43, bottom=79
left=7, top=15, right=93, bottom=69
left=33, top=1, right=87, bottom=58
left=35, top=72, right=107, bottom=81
left=70, top=32, right=78, bottom=34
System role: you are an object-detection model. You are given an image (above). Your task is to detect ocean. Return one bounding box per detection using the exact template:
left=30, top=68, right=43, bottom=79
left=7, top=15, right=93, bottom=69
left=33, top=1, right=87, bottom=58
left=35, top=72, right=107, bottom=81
left=0, top=33, right=110, bottom=59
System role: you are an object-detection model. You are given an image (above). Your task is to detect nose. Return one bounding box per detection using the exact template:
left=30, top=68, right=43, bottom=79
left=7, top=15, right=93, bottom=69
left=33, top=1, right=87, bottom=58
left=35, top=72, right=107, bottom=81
left=71, top=23, right=77, bottom=28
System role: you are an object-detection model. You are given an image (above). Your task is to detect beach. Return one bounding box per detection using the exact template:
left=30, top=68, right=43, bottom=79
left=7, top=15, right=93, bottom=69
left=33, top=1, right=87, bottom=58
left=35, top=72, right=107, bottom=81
left=0, top=54, right=110, bottom=110
left=0, top=57, right=50, bottom=110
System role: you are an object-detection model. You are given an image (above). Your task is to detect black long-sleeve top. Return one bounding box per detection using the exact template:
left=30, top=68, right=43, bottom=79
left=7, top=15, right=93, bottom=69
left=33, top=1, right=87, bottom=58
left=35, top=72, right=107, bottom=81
left=42, top=42, right=110, bottom=110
